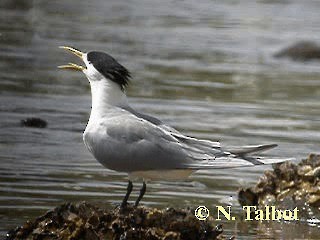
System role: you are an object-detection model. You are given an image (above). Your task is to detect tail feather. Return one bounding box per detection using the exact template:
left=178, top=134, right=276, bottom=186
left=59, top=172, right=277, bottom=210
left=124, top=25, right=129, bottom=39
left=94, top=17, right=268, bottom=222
left=256, top=157, right=295, bottom=165
left=183, top=156, right=294, bottom=169
left=182, top=143, right=293, bottom=170
left=226, top=144, right=278, bottom=156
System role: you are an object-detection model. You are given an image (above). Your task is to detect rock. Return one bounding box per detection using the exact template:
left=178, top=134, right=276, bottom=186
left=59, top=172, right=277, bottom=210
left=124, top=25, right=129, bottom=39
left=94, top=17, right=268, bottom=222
left=5, top=202, right=227, bottom=240
left=20, top=117, right=47, bottom=128
left=238, top=188, right=258, bottom=206
left=274, top=41, right=320, bottom=61
left=238, top=154, right=320, bottom=210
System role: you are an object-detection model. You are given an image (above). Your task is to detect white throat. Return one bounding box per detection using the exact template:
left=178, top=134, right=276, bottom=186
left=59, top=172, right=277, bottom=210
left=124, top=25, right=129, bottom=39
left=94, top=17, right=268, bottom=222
left=90, top=79, right=128, bottom=110
left=83, top=60, right=129, bottom=119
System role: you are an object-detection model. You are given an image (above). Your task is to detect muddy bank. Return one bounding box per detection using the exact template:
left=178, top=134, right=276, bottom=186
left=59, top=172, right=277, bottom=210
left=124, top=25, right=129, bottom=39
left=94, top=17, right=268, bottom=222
left=6, top=202, right=227, bottom=240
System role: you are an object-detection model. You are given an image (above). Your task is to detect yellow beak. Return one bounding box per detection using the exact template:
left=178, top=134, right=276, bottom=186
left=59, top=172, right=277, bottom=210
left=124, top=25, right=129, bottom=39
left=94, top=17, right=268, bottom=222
left=58, top=46, right=86, bottom=71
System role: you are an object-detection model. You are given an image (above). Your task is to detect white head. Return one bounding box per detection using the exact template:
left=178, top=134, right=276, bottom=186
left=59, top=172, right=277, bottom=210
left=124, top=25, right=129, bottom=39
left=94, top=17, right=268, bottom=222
left=58, top=46, right=131, bottom=109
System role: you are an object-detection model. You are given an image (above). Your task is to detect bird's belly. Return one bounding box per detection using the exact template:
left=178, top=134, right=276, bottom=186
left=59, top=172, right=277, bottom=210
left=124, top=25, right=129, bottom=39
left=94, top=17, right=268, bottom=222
left=129, top=169, right=194, bottom=181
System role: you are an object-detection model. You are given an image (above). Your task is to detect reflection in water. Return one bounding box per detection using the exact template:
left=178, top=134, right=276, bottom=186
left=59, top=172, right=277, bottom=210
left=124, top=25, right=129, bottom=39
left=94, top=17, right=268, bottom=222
left=0, top=0, right=320, bottom=238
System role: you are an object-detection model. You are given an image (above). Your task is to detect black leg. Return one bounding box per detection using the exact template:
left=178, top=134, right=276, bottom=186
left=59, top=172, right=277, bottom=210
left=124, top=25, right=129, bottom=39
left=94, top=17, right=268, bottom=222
left=134, top=181, right=146, bottom=207
left=121, top=180, right=133, bottom=209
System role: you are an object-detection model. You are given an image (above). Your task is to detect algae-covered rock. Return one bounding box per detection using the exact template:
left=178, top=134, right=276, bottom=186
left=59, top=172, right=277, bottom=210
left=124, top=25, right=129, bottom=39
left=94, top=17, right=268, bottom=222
left=6, top=202, right=227, bottom=240
left=238, top=154, right=320, bottom=210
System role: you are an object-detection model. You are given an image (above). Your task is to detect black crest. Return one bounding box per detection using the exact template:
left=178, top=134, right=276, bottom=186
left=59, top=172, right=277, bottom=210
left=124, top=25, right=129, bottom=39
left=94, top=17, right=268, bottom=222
left=87, top=51, right=131, bottom=90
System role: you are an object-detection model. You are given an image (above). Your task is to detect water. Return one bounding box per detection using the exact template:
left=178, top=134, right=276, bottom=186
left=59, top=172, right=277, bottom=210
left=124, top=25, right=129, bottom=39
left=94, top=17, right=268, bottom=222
left=0, top=0, right=320, bottom=238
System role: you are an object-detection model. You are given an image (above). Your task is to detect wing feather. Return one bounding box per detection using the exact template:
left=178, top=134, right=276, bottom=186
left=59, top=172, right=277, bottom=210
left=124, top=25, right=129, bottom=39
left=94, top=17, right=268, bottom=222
left=85, top=108, right=291, bottom=172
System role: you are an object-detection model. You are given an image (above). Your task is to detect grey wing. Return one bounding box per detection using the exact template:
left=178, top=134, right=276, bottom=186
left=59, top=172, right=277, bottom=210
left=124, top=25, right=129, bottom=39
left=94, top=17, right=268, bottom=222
left=177, top=140, right=292, bottom=169
left=125, top=106, right=224, bottom=154
left=153, top=120, right=291, bottom=168
left=129, top=108, right=224, bottom=151
left=112, top=108, right=291, bottom=170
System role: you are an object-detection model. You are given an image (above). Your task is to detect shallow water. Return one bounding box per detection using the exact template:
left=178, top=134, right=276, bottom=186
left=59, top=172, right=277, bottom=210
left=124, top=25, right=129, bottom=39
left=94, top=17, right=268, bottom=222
left=0, top=0, right=320, bottom=238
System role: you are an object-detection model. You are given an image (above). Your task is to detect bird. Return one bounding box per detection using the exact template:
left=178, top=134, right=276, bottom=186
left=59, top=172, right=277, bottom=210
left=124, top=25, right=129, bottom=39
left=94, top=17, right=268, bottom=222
left=58, top=46, right=290, bottom=208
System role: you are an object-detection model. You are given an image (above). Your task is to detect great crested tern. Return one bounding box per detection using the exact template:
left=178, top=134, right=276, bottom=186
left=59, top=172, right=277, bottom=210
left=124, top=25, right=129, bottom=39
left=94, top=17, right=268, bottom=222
left=59, top=46, right=290, bottom=208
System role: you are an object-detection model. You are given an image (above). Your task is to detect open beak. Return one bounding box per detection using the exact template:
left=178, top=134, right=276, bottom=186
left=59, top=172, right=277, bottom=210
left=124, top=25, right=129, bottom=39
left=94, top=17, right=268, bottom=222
left=58, top=46, right=86, bottom=71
